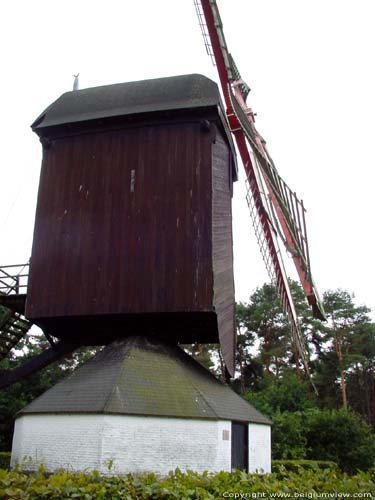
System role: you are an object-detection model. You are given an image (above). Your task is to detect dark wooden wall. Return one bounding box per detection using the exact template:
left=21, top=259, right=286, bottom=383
left=212, top=130, right=236, bottom=374
left=27, top=122, right=213, bottom=319
left=26, top=114, right=235, bottom=365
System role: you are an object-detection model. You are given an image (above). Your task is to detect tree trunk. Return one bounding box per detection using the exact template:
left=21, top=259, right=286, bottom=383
left=335, top=334, right=347, bottom=409
left=291, top=343, right=301, bottom=379
left=336, top=341, right=348, bottom=410
left=262, top=325, right=272, bottom=374
left=275, top=356, right=280, bottom=380
left=339, top=363, right=348, bottom=410
left=218, top=348, right=226, bottom=383
left=364, top=368, right=372, bottom=425
left=332, top=313, right=348, bottom=410
left=238, top=343, right=246, bottom=394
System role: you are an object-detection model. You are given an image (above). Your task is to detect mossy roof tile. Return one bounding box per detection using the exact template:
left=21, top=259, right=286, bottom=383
left=20, top=336, right=271, bottom=425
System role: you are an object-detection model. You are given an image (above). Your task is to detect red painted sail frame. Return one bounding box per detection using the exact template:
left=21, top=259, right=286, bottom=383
left=197, top=0, right=325, bottom=375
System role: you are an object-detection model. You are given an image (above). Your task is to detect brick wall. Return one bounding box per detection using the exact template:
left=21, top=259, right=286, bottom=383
left=11, top=414, right=104, bottom=472
left=11, top=414, right=232, bottom=475
left=12, top=414, right=271, bottom=474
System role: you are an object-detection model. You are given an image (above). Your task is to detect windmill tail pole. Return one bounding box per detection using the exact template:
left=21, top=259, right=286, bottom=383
left=0, top=340, right=82, bottom=390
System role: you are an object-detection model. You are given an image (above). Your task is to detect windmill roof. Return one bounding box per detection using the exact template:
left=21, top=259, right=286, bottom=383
left=19, top=336, right=271, bottom=425
left=31, top=73, right=238, bottom=180
left=32, top=74, right=223, bottom=131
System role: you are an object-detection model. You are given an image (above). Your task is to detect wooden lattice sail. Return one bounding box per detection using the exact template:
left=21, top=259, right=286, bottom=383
left=195, top=0, right=325, bottom=378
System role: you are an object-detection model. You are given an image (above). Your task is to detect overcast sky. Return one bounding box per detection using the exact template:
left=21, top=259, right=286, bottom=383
left=1, top=0, right=374, bottom=314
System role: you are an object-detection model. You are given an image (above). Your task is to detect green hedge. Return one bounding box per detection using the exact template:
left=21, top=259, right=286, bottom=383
left=0, top=452, right=10, bottom=470
left=272, top=459, right=338, bottom=472
left=0, top=467, right=374, bottom=499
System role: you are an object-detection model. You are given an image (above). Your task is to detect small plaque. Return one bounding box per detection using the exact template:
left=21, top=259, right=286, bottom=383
left=222, top=430, right=230, bottom=441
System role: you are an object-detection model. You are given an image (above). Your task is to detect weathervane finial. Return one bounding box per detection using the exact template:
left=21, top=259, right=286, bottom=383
left=73, top=73, right=80, bottom=91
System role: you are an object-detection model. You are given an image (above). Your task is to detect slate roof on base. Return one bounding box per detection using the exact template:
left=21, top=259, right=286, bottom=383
left=19, top=336, right=271, bottom=425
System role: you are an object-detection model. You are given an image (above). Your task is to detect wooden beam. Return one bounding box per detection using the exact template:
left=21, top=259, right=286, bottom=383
left=0, top=340, right=83, bottom=390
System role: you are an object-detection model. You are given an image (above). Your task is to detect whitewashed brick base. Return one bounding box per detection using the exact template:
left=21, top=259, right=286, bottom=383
left=11, top=414, right=232, bottom=475
left=248, top=423, right=271, bottom=473
left=12, top=414, right=271, bottom=474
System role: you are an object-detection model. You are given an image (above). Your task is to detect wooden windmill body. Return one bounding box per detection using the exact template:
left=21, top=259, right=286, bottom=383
left=27, top=73, right=237, bottom=374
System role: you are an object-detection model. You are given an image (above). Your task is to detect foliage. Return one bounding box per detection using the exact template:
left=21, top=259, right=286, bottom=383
left=236, top=284, right=291, bottom=377
left=245, top=371, right=315, bottom=416
left=0, top=453, right=10, bottom=470
left=271, top=411, right=307, bottom=460
left=181, top=343, right=224, bottom=380
left=272, top=459, right=338, bottom=472
left=238, top=283, right=375, bottom=435
left=303, top=409, right=375, bottom=473
left=269, top=408, right=375, bottom=473
left=0, top=466, right=373, bottom=499
left=316, top=289, right=375, bottom=411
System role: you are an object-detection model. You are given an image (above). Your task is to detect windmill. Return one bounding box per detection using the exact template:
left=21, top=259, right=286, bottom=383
left=0, top=1, right=324, bottom=390
left=9, top=74, right=274, bottom=474
left=2, top=0, right=326, bottom=476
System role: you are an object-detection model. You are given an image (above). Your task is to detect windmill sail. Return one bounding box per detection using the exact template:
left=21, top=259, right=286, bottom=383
left=228, top=89, right=325, bottom=321
left=196, top=0, right=325, bottom=376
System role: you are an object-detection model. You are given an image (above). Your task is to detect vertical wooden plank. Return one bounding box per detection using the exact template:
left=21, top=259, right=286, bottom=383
left=211, top=128, right=236, bottom=375
left=27, top=120, right=215, bottom=336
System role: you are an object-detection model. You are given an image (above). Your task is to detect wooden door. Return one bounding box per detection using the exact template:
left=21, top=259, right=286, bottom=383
left=231, top=422, right=248, bottom=471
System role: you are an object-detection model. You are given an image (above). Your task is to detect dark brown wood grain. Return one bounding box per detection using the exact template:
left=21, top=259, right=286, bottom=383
left=212, top=130, right=236, bottom=374
left=27, top=120, right=213, bottom=315
left=26, top=112, right=235, bottom=363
